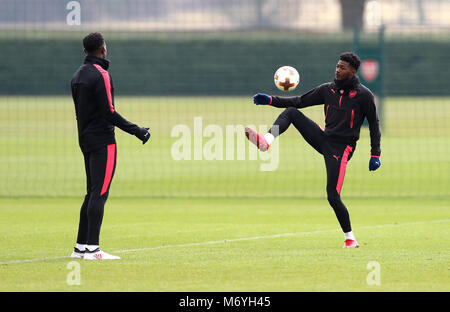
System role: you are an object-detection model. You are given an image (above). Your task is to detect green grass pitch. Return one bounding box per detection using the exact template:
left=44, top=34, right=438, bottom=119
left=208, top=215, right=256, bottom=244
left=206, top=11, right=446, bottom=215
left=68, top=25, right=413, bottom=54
left=0, top=96, right=449, bottom=291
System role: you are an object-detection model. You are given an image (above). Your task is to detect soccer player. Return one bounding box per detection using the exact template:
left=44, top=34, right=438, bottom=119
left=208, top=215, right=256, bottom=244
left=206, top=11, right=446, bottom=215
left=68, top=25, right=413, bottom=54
left=70, top=32, right=151, bottom=260
left=245, top=52, right=381, bottom=248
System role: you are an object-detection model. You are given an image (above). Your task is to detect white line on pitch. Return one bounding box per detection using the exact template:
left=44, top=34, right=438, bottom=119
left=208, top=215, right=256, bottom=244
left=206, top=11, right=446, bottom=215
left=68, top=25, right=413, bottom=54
left=1, top=219, right=449, bottom=265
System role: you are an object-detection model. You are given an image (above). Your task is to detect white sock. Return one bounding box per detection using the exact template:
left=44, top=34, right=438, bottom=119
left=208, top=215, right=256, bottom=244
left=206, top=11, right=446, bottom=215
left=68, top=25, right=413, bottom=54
left=86, top=245, right=99, bottom=252
left=344, top=231, right=355, bottom=240
left=76, top=243, right=86, bottom=251
left=264, top=133, right=275, bottom=145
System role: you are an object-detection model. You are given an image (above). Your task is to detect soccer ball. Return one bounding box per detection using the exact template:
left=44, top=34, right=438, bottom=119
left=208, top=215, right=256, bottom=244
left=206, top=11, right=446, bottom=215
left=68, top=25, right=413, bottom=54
left=274, top=66, right=300, bottom=92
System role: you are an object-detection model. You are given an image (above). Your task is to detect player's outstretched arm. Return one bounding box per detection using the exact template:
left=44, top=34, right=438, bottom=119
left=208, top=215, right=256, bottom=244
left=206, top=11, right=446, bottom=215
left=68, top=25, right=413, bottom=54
left=253, top=93, right=301, bottom=108
left=94, top=74, right=151, bottom=145
left=253, top=84, right=326, bottom=109
left=102, top=109, right=150, bottom=145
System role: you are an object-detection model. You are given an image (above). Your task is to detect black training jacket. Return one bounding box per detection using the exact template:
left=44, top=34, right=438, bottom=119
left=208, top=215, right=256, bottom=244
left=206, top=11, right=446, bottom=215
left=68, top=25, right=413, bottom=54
left=270, top=76, right=381, bottom=156
left=71, top=56, right=139, bottom=152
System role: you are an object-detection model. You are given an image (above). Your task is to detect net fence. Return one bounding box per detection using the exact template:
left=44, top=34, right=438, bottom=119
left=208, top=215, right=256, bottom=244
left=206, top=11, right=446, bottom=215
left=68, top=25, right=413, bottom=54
left=0, top=0, right=449, bottom=198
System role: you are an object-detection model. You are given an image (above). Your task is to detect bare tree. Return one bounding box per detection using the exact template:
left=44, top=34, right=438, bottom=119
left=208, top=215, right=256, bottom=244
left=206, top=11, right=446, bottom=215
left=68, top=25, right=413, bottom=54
left=339, top=0, right=366, bottom=30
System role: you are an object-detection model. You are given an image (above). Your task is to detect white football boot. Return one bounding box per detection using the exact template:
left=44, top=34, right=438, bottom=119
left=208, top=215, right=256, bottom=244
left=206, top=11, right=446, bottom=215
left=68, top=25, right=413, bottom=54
left=70, top=248, right=85, bottom=259
left=83, top=248, right=121, bottom=260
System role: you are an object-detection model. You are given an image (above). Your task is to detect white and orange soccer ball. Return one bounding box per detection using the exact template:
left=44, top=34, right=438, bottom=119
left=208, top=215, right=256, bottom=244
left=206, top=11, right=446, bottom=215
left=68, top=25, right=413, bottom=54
left=274, top=66, right=300, bottom=92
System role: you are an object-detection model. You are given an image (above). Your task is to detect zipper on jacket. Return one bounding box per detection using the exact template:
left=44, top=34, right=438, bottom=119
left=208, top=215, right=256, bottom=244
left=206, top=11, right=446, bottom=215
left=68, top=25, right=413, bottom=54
left=325, top=105, right=329, bottom=120
left=339, top=95, right=343, bottom=107
left=350, top=109, right=354, bottom=128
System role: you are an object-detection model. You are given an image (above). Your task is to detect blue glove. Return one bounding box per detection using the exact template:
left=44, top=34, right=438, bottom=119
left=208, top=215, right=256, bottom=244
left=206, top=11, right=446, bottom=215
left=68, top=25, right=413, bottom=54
left=253, top=93, right=272, bottom=105
left=369, top=156, right=381, bottom=171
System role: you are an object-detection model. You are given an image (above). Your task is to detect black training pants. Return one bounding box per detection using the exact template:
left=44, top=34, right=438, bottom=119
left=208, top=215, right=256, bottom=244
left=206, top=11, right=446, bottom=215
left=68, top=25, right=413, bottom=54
left=76, top=144, right=117, bottom=246
left=269, top=107, right=355, bottom=233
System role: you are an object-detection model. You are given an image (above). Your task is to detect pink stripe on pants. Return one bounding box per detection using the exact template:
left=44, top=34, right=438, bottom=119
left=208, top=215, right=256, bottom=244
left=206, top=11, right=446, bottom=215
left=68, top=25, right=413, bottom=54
left=100, top=144, right=116, bottom=196
left=336, top=145, right=353, bottom=195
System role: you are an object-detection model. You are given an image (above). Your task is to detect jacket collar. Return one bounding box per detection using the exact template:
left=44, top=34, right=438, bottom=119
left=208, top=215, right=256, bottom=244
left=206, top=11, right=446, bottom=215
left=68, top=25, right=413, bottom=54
left=333, top=75, right=359, bottom=93
left=84, top=55, right=110, bottom=70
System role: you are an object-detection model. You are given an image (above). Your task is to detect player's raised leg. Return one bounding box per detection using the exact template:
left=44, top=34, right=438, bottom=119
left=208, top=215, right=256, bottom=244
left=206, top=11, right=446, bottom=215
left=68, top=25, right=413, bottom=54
left=245, top=127, right=271, bottom=151
left=246, top=106, right=325, bottom=154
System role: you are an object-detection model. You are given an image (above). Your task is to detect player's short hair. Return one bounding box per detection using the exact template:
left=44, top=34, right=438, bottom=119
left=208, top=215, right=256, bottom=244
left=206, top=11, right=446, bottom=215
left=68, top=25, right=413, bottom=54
left=83, top=32, right=105, bottom=53
left=339, top=52, right=361, bottom=71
